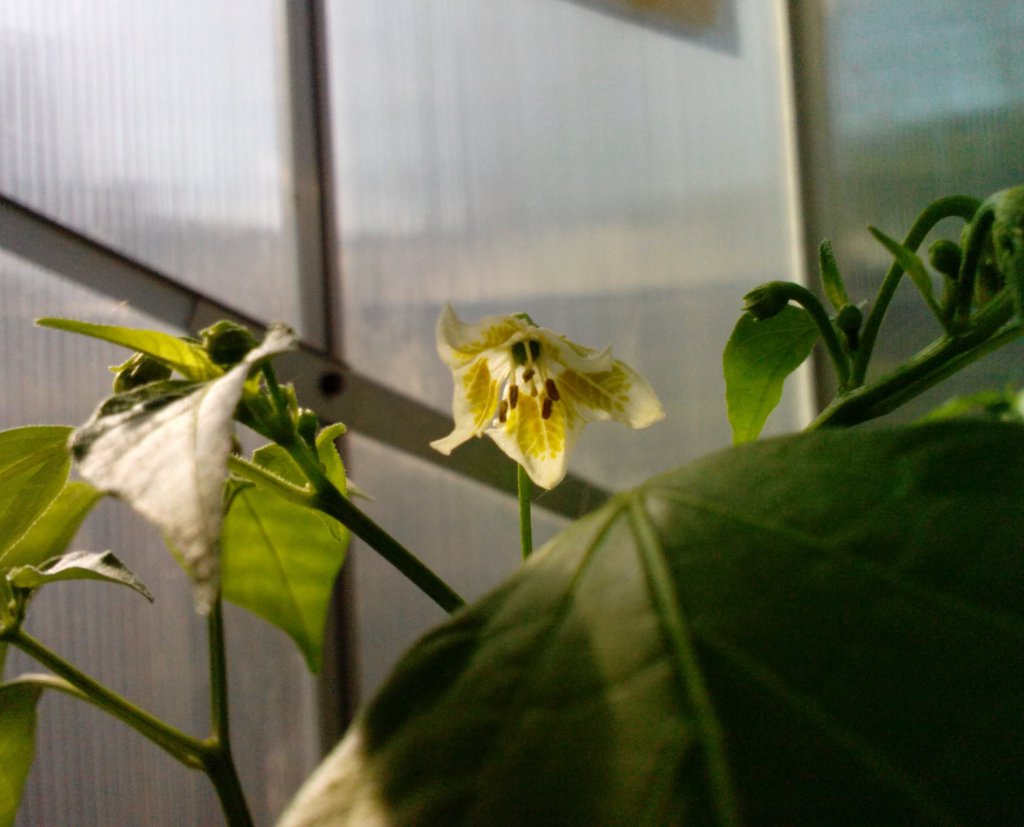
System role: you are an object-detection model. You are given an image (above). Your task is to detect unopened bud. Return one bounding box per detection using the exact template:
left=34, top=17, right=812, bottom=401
left=742, top=282, right=791, bottom=320
left=201, top=321, right=258, bottom=367
left=112, top=352, right=172, bottom=393
left=990, top=186, right=1024, bottom=306
left=296, top=409, right=319, bottom=449
left=928, top=239, right=961, bottom=279
left=835, top=304, right=862, bottom=351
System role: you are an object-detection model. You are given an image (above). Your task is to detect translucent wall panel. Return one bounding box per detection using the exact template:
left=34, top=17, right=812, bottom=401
left=0, top=1, right=315, bottom=337
left=1, top=254, right=320, bottom=825
left=326, top=0, right=808, bottom=701
left=814, top=0, right=1024, bottom=413
left=326, top=0, right=810, bottom=492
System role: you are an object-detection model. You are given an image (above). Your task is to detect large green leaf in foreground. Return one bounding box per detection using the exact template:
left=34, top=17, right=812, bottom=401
left=279, top=422, right=1024, bottom=827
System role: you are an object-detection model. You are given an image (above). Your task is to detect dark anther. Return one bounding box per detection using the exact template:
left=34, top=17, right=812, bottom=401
left=509, top=384, right=519, bottom=409
left=542, top=397, right=553, bottom=420
left=319, top=371, right=345, bottom=396
left=529, top=340, right=541, bottom=360
left=499, top=400, right=509, bottom=423
left=523, top=368, right=535, bottom=382
left=544, top=378, right=560, bottom=401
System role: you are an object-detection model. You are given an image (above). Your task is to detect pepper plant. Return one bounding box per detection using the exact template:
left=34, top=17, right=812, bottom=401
left=2, top=186, right=1023, bottom=826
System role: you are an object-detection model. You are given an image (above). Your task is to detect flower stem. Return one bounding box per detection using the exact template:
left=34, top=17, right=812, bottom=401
left=518, top=464, right=533, bottom=559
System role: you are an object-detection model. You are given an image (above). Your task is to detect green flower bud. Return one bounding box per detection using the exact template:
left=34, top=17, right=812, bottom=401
left=928, top=238, right=961, bottom=279
left=111, top=352, right=173, bottom=393
left=990, top=186, right=1024, bottom=310
left=742, top=282, right=791, bottom=320
left=296, top=409, right=319, bottom=449
left=835, top=304, right=863, bottom=351
left=200, top=320, right=259, bottom=367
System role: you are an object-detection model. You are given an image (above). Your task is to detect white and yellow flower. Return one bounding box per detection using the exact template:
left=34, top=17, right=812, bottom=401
left=430, top=304, right=664, bottom=489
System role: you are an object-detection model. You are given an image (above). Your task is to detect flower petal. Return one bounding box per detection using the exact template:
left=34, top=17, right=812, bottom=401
left=543, top=331, right=614, bottom=374
left=488, top=393, right=583, bottom=489
left=430, top=354, right=503, bottom=455
left=557, top=360, right=664, bottom=428
left=436, top=303, right=526, bottom=368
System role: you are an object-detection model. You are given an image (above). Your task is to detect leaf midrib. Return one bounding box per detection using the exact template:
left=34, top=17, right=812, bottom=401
left=627, top=494, right=740, bottom=827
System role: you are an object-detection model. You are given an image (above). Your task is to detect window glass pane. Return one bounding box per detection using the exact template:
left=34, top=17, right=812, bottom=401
left=326, top=0, right=808, bottom=702
left=326, top=0, right=810, bottom=491
left=817, top=0, right=1024, bottom=414
left=0, top=1, right=313, bottom=336
left=1, top=254, right=319, bottom=825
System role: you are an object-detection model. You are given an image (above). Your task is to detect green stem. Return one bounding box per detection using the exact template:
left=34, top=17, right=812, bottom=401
left=229, top=449, right=465, bottom=614
left=953, top=206, right=996, bottom=327
left=313, top=469, right=465, bottom=614
left=764, top=282, right=851, bottom=389
left=810, top=292, right=1021, bottom=429
left=853, top=195, right=981, bottom=385
left=8, top=628, right=205, bottom=768
left=203, top=599, right=254, bottom=827
left=518, top=464, right=533, bottom=559
left=246, top=364, right=465, bottom=614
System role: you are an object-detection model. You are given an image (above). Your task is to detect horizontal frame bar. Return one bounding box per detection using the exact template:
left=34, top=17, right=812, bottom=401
left=0, top=192, right=608, bottom=519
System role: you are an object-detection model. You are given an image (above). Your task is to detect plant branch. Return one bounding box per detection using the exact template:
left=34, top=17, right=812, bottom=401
left=235, top=442, right=464, bottom=613
left=247, top=364, right=465, bottom=614
left=311, top=469, right=465, bottom=614
left=810, top=292, right=1021, bottom=429
left=202, top=598, right=254, bottom=827
left=518, top=464, right=533, bottom=559
left=7, top=628, right=205, bottom=768
left=853, top=195, right=981, bottom=385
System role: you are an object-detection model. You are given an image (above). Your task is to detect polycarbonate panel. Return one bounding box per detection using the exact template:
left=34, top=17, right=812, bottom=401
left=1, top=254, right=320, bottom=825
left=346, top=433, right=566, bottom=699
left=326, top=0, right=810, bottom=491
left=815, top=0, right=1024, bottom=414
left=0, top=1, right=315, bottom=337
left=324, top=0, right=807, bottom=707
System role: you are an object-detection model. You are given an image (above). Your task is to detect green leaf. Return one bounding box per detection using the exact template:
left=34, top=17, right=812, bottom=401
left=920, top=387, right=1024, bottom=424
left=0, top=577, right=12, bottom=676
left=70, top=325, right=295, bottom=609
left=221, top=443, right=349, bottom=672
left=1, top=482, right=103, bottom=570
left=36, top=318, right=222, bottom=381
left=316, top=422, right=348, bottom=493
left=818, top=239, right=849, bottom=312
left=0, top=427, right=73, bottom=558
left=279, top=422, right=1024, bottom=827
left=723, top=307, right=818, bottom=444
left=869, top=227, right=945, bottom=320
left=0, top=682, right=43, bottom=827
left=8, top=550, right=153, bottom=602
